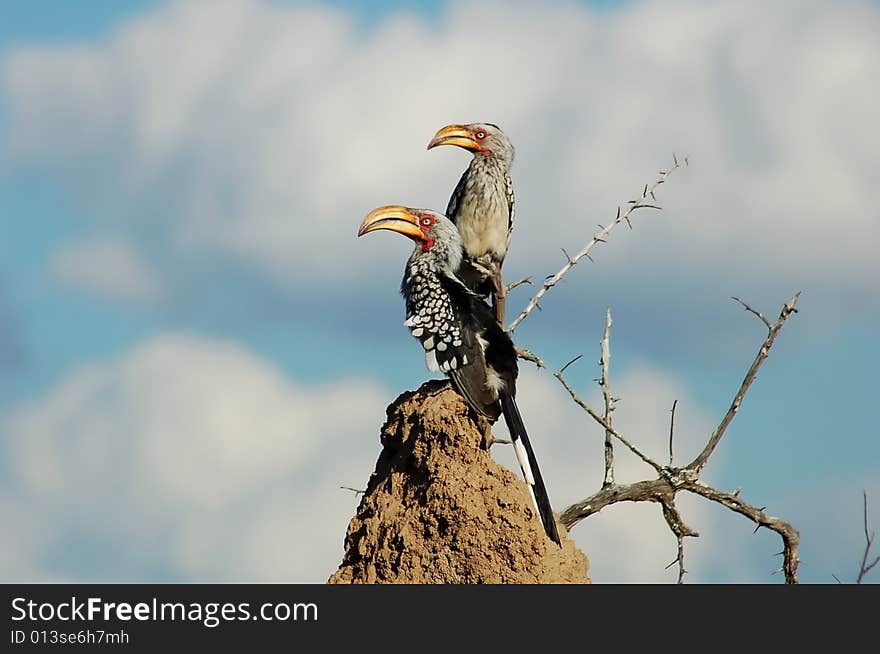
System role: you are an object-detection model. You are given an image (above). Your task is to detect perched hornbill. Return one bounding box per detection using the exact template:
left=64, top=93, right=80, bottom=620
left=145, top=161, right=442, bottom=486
left=427, top=123, right=515, bottom=323
left=358, top=205, right=561, bottom=545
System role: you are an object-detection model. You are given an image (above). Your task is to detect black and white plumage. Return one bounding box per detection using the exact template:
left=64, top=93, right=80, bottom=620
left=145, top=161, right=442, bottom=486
left=427, top=123, right=515, bottom=300
left=358, top=205, right=561, bottom=545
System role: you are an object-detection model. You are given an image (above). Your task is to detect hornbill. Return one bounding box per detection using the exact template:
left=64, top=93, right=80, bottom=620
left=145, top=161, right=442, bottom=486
left=427, top=123, right=515, bottom=324
left=358, top=205, right=561, bottom=545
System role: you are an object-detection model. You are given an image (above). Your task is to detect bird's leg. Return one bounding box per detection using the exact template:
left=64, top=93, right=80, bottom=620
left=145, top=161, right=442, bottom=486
left=491, top=267, right=506, bottom=328
left=474, top=255, right=506, bottom=328
left=478, top=417, right=510, bottom=450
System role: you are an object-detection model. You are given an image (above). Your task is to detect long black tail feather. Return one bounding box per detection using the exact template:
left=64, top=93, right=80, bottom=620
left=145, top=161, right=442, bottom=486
left=499, top=392, right=562, bottom=545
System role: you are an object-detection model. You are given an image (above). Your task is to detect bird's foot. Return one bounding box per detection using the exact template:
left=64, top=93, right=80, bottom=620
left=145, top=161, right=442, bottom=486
left=470, top=255, right=496, bottom=279
left=479, top=419, right=510, bottom=450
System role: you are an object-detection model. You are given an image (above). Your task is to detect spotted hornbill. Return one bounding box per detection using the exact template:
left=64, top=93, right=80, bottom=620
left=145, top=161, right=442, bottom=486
left=427, top=123, right=515, bottom=324
left=358, top=205, right=560, bottom=545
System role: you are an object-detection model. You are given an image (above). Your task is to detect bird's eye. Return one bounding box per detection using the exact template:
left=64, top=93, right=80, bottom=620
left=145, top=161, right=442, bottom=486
left=421, top=217, right=432, bottom=226
left=475, top=131, right=486, bottom=139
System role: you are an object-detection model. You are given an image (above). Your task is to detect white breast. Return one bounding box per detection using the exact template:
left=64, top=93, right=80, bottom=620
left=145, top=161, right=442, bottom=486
left=458, top=173, right=510, bottom=261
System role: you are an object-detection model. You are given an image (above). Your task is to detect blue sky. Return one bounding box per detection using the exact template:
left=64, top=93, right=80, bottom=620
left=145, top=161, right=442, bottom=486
left=1, top=0, right=878, bottom=583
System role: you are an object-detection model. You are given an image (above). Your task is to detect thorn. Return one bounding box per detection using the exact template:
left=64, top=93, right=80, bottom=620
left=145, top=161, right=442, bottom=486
left=340, top=486, right=365, bottom=496
left=684, top=156, right=689, bottom=166
left=665, top=557, right=680, bottom=570
left=624, top=216, right=633, bottom=229
left=561, top=248, right=573, bottom=264
left=831, top=573, right=843, bottom=584
left=594, top=237, right=607, bottom=243
left=733, top=486, right=742, bottom=496
left=616, top=206, right=621, bottom=220
left=650, top=191, right=656, bottom=201
left=559, top=354, right=583, bottom=374
left=585, top=253, right=594, bottom=262
left=642, top=184, right=648, bottom=198
left=753, top=523, right=762, bottom=534
left=673, top=153, right=678, bottom=166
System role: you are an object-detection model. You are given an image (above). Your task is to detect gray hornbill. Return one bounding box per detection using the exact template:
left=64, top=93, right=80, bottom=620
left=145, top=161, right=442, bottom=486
left=358, top=205, right=561, bottom=545
left=427, top=123, right=515, bottom=324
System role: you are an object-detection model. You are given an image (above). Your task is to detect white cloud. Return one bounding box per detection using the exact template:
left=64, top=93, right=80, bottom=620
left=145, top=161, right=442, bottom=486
left=1, top=334, right=388, bottom=581
left=51, top=239, right=165, bottom=304
left=2, top=0, right=878, bottom=304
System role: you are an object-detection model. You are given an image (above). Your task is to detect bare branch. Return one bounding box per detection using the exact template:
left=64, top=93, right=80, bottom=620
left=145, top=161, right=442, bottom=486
left=659, top=494, right=699, bottom=584
left=507, top=154, right=686, bottom=332
left=600, top=308, right=615, bottom=487
left=857, top=490, right=879, bottom=584
left=732, top=296, right=772, bottom=332
left=556, top=290, right=801, bottom=583
left=684, top=481, right=799, bottom=584
left=561, top=478, right=673, bottom=527
left=560, top=477, right=798, bottom=583
left=687, top=293, right=801, bottom=473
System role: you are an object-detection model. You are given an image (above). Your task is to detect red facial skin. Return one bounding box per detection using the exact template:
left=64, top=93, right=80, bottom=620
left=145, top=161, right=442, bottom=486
left=473, top=128, right=491, bottom=155
left=418, top=214, right=436, bottom=251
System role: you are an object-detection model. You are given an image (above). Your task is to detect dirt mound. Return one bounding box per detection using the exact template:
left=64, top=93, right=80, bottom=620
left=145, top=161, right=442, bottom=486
left=328, top=380, right=589, bottom=584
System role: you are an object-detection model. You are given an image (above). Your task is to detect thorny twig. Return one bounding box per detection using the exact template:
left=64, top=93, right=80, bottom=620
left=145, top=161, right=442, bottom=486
left=857, top=490, right=879, bottom=584
left=600, top=309, right=615, bottom=487
left=732, top=296, right=772, bottom=332
left=687, top=293, right=800, bottom=473
left=660, top=494, right=698, bottom=584
left=507, top=155, right=686, bottom=333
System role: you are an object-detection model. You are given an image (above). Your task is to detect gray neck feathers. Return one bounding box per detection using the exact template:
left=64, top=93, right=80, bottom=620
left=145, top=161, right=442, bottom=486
left=408, top=221, right=463, bottom=279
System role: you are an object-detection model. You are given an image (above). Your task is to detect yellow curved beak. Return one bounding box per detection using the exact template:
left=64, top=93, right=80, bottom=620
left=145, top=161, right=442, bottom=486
left=357, top=205, right=424, bottom=241
left=427, top=124, right=480, bottom=151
